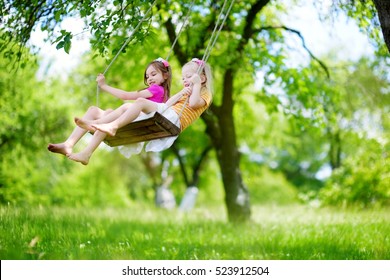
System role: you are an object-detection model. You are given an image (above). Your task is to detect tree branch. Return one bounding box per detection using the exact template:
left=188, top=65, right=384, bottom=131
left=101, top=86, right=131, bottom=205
left=201, top=109, right=221, bottom=148
left=171, top=143, right=190, bottom=186
left=194, top=11, right=218, bottom=58
left=163, top=17, right=187, bottom=65
left=236, top=0, right=270, bottom=54
left=255, top=25, right=330, bottom=78
left=191, top=144, right=213, bottom=186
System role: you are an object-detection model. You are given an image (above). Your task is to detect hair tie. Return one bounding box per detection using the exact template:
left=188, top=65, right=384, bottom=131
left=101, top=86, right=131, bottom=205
left=155, top=57, right=170, bottom=68
left=191, top=58, right=205, bottom=66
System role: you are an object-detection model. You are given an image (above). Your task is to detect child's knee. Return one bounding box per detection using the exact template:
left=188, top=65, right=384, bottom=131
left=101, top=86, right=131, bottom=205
left=85, top=106, right=101, bottom=118
left=88, top=106, right=100, bottom=114
left=135, top=98, right=156, bottom=113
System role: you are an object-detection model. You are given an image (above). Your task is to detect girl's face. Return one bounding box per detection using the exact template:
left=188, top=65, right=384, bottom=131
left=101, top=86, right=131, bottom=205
left=145, top=65, right=165, bottom=86
left=181, top=65, right=196, bottom=87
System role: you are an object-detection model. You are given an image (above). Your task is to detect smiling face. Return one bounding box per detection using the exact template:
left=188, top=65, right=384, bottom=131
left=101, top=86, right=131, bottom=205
left=181, top=64, right=196, bottom=87
left=181, top=62, right=207, bottom=88
left=145, top=65, right=166, bottom=86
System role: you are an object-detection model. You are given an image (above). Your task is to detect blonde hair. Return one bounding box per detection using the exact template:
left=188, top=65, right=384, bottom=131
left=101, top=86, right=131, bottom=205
left=183, top=60, right=213, bottom=95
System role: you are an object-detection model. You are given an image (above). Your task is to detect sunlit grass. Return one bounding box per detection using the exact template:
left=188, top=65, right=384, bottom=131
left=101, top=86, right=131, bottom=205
left=0, top=204, right=389, bottom=260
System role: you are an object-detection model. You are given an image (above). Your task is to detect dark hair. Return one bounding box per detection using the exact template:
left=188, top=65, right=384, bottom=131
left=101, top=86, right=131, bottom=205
left=144, top=61, right=172, bottom=102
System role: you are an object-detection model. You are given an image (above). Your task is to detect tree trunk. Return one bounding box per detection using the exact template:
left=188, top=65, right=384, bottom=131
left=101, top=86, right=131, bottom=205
left=214, top=69, right=251, bottom=223
left=327, top=128, right=342, bottom=170
left=373, top=0, right=390, bottom=52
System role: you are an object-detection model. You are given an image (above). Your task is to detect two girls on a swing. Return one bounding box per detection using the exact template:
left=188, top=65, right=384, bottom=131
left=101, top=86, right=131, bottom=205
left=48, top=58, right=213, bottom=165
left=47, top=57, right=172, bottom=158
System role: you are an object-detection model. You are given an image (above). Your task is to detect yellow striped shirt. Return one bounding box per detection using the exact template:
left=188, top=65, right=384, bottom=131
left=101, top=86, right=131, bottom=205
left=172, top=87, right=212, bottom=131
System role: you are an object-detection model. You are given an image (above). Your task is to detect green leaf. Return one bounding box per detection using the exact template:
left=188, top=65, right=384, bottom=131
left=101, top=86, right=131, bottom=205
left=64, top=40, right=71, bottom=54
left=56, top=41, right=64, bottom=50
left=54, top=10, right=61, bottom=22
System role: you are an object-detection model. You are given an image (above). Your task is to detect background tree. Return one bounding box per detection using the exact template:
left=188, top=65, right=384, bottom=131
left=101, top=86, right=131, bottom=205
left=0, top=41, right=65, bottom=204
left=373, top=0, right=390, bottom=52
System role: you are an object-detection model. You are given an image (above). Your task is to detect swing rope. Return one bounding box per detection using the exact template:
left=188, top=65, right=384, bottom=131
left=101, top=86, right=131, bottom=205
left=96, top=0, right=158, bottom=107
left=175, top=0, right=236, bottom=119
left=198, top=0, right=235, bottom=73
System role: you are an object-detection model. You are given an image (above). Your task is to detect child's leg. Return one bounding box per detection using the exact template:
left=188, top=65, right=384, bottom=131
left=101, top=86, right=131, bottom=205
left=93, top=98, right=158, bottom=136
left=48, top=106, right=109, bottom=156
left=67, top=130, right=106, bottom=165
left=75, top=103, right=131, bottom=130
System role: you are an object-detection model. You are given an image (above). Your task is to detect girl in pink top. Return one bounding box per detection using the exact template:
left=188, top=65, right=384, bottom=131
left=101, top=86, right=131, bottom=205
left=96, top=57, right=171, bottom=103
left=48, top=58, right=171, bottom=157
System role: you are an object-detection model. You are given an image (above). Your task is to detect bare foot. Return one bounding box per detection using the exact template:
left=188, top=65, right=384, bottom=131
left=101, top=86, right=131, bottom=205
left=67, top=152, right=90, bottom=165
left=92, top=123, right=117, bottom=137
left=75, top=117, right=96, bottom=132
left=48, top=143, right=72, bottom=156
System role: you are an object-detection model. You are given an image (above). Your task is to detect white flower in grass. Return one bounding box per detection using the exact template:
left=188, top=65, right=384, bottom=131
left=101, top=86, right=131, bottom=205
left=80, top=241, right=91, bottom=248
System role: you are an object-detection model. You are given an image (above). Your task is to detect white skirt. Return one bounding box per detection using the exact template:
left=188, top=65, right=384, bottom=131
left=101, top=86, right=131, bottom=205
left=117, top=103, right=180, bottom=158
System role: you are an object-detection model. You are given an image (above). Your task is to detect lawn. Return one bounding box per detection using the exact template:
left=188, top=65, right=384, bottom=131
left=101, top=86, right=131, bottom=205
left=1, top=204, right=389, bottom=260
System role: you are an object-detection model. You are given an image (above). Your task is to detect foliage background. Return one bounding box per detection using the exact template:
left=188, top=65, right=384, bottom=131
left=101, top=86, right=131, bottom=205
left=0, top=0, right=389, bottom=214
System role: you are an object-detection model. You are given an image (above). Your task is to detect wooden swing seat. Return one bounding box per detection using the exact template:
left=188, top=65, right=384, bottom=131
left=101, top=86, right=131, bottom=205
left=103, top=112, right=180, bottom=147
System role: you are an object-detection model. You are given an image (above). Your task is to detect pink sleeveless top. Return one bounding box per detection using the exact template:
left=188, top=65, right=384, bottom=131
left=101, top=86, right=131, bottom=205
left=146, top=84, right=165, bottom=103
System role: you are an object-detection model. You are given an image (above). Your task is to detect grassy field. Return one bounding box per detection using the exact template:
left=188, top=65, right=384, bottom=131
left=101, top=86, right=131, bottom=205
left=0, top=204, right=389, bottom=260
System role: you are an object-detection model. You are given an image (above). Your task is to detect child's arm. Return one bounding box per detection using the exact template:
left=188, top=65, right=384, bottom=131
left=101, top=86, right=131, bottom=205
left=96, top=74, right=152, bottom=100
left=188, top=74, right=206, bottom=109
left=165, top=87, right=191, bottom=108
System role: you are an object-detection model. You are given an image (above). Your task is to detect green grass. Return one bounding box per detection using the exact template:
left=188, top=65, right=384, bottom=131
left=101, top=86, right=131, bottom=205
left=0, top=204, right=389, bottom=260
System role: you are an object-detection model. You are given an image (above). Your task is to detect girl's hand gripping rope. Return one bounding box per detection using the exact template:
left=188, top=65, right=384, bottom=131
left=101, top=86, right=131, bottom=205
left=96, top=74, right=106, bottom=88
left=190, top=73, right=201, bottom=85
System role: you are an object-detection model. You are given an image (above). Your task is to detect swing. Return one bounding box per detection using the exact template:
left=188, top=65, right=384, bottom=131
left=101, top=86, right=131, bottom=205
left=103, top=112, right=180, bottom=147
left=96, top=0, right=235, bottom=147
